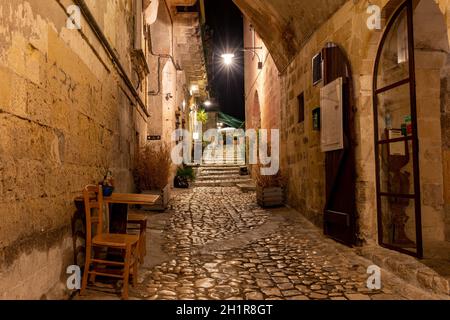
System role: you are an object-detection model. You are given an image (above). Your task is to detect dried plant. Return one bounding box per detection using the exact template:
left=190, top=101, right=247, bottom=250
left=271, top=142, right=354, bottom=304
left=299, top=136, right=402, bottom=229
left=134, top=143, right=172, bottom=191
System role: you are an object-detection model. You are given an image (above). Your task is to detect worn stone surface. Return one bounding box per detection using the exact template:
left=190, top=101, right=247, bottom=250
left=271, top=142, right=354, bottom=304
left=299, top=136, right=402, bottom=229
left=78, top=187, right=446, bottom=300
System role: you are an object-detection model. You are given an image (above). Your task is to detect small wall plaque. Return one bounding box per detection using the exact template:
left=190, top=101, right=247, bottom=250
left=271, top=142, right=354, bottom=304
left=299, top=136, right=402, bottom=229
left=147, top=135, right=161, bottom=141
left=312, top=107, right=320, bottom=131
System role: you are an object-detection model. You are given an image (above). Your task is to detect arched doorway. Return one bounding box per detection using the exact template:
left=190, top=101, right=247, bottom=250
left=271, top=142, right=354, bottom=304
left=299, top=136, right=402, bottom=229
left=252, top=90, right=262, bottom=130
left=373, top=0, right=450, bottom=258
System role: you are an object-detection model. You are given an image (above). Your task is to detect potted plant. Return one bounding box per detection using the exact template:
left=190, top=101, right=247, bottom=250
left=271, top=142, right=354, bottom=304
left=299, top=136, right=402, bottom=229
left=197, top=109, right=208, bottom=124
left=134, top=143, right=172, bottom=211
left=101, top=170, right=115, bottom=197
left=255, top=164, right=286, bottom=208
left=174, top=166, right=196, bottom=188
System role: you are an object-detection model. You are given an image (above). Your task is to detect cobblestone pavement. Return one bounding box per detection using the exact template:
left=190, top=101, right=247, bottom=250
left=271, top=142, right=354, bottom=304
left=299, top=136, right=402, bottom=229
left=80, top=187, right=444, bottom=300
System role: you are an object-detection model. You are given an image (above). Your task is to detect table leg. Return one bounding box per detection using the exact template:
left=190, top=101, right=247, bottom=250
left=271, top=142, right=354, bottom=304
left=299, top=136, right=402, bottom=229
left=109, top=203, right=128, bottom=234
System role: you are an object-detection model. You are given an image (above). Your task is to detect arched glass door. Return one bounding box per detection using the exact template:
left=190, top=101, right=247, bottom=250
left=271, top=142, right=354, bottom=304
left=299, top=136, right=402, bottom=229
left=373, top=0, right=423, bottom=258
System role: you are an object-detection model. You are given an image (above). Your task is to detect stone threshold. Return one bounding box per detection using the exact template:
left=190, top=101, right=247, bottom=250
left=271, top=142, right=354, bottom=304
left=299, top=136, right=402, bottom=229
left=355, top=245, right=450, bottom=297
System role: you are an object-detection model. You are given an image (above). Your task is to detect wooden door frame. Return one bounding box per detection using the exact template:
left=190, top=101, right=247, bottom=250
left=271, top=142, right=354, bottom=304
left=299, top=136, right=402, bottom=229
left=322, top=43, right=358, bottom=246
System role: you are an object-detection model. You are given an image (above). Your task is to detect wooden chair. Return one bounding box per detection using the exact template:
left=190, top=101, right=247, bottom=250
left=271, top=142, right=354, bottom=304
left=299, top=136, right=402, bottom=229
left=127, top=213, right=147, bottom=263
left=80, top=185, right=139, bottom=300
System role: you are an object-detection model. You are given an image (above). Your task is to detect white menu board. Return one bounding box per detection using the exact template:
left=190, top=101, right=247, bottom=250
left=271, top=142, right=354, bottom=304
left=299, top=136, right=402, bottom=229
left=320, top=77, right=344, bottom=152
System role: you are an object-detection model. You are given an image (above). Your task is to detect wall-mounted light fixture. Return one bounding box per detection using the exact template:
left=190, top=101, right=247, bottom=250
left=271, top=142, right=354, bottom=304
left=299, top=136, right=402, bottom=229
left=221, top=47, right=264, bottom=69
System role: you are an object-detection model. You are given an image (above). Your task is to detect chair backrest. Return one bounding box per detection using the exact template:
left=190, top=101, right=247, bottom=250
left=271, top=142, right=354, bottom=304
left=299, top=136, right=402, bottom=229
left=83, top=185, right=104, bottom=246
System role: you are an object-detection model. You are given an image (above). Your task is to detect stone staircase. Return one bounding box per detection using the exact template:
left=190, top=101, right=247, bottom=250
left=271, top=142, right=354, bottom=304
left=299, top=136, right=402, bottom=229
left=194, top=165, right=252, bottom=187
left=202, top=145, right=245, bottom=166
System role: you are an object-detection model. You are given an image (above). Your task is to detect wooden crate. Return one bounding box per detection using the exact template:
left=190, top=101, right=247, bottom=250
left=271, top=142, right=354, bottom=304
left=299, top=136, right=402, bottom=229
left=256, top=186, right=284, bottom=208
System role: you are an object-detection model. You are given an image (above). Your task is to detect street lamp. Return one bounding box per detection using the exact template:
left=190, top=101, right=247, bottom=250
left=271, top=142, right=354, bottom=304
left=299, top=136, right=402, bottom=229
left=221, top=53, right=235, bottom=66
left=221, top=47, right=263, bottom=69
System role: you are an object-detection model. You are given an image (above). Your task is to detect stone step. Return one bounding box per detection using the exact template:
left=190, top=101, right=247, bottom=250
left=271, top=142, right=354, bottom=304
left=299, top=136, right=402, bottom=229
left=196, top=175, right=251, bottom=181
left=357, top=246, right=450, bottom=297
left=194, top=179, right=253, bottom=187
left=200, top=169, right=243, bottom=176
left=203, top=158, right=244, bottom=164
left=237, top=182, right=257, bottom=193
left=199, top=166, right=244, bottom=170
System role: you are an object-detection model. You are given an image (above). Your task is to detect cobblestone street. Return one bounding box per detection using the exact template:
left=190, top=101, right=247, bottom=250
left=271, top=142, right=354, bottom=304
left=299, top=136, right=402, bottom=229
left=79, top=187, right=444, bottom=300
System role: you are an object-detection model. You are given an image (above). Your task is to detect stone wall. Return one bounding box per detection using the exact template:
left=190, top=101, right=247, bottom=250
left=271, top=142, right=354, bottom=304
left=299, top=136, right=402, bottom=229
left=0, top=0, right=149, bottom=298
left=243, top=0, right=450, bottom=253
left=243, top=21, right=281, bottom=131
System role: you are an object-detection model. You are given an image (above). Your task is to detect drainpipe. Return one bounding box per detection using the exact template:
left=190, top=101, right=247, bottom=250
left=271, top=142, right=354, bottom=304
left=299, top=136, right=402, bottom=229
left=73, top=0, right=150, bottom=117
left=148, top=0, right=182, bottom=96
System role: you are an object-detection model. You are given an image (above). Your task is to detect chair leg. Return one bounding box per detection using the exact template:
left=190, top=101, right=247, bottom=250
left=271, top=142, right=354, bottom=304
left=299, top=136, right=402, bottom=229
left=80, top=247, right=91, bottom=296
left=122, top=245, right=131, bottom=300
left=132, top=244, right=139, bottom=287
left=141, top=220, right=147, bottom=260
left=139, top=232, right=145, bottom=264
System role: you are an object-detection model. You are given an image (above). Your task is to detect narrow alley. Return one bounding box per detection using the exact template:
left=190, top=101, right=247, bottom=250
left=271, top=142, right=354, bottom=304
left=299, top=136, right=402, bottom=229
left=77, top=166, right=445, bottom=301
left=1, top=0, right=450, bottom=307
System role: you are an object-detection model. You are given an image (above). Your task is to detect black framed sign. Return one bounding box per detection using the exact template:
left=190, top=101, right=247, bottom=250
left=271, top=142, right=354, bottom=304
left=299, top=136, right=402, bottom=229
left=312, top=52, right=323, bottom=86
left=147, top=135, right=161, bottom=141
left=312, top=107, right=320, bottom=131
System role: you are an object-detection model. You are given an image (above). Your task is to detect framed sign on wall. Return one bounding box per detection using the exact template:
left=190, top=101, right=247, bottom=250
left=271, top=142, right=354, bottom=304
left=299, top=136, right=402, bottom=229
left=312, top=52, right=323, bottom=86
left=320, top=77, right=344, bottom=152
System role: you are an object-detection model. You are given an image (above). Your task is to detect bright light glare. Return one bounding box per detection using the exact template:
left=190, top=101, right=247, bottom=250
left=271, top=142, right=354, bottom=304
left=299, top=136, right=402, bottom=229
left=221, top=53, right=235, bottom=66
left=204, top=100, right=212, bottom=107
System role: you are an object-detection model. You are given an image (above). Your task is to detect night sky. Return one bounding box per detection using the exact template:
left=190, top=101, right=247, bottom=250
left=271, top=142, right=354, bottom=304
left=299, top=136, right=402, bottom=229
left=204, top=0, right=245, bottom=121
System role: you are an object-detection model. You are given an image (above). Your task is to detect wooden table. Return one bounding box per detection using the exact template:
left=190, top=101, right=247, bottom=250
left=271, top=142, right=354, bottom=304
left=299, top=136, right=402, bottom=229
left=104, top=193, right=161, bottom=206
left=104, top=193, right=160, bottom=234
left=75, top=193, right=160, bottom=233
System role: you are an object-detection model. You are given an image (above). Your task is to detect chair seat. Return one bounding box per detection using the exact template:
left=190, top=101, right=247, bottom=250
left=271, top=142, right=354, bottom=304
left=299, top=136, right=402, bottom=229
left=93, top=233, right=139, bottom=248
left=128, top=213, right=147, bottom=223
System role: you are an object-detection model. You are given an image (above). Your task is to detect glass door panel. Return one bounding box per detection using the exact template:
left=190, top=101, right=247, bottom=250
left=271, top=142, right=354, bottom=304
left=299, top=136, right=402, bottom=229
left=378, top=139, right=415, bottom=195
left=380, top=196, right=417, bottom=254
left=376, top=83, right=413, bottom=140
left=376, top=8, right=410, bottom=89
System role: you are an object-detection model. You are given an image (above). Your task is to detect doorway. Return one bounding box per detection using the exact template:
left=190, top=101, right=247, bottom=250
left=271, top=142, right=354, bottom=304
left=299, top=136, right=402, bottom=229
left=373, top=0, right=450, bottom=258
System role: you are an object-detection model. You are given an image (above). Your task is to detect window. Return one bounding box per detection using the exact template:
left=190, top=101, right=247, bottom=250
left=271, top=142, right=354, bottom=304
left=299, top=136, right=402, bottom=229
left=312, top=52, right=323, bottom=85
left=298, top=93, right=305, bottom=123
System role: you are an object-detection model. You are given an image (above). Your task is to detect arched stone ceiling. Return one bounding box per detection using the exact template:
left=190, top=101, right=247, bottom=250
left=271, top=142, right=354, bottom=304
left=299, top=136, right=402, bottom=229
left=233, top=0, right=348, bottom=72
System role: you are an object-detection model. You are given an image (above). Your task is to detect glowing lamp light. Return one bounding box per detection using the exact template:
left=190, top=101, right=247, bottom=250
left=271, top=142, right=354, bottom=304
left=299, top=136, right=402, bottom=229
left=204, top=100, right=212, bottom=107
left=190, top=84, right=199, bottom=96
left=221, top=53, right=235, bottom=66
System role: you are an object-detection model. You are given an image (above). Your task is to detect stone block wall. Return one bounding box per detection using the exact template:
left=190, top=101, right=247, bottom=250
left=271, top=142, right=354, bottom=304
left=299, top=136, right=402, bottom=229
left=243, top=19, right=282, bottom=180
left=0, top=0, right=149, bottom=298
left=244, top=0, right=450, bottom=251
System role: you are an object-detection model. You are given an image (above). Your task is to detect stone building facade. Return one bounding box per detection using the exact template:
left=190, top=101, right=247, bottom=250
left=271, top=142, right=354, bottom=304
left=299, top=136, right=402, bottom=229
left=0, top=0, right=207, bottom=299
left=240, top=0, right=450, bottom=260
